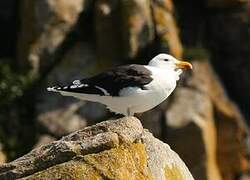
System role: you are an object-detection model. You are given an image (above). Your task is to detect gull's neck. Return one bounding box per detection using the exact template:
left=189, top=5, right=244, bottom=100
left=148, top=63, right=182, bottom=81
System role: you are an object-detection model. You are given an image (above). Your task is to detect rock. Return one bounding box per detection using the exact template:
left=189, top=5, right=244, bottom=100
left=152, top=0, right=183, bottom=59
left=174, top=0, right=250, bottom=121
left=33, top=135, right=56, bottom=149
left=94, top=0, right=124, bottom=64
left=240, top=174, right=250, bottom=180
left=37, top=42, right=108, bottom=136
left=95, top=0, right=155, bottom=62
left=0, top=153, right=6, bottom=165
left=37, top=42, right=105, bottom=117
left=0, top=144, right=6, bottom=164
left=17, top=0, right=85, bottom=75
left=206, top=1, right=250, bottom=121
left=206, top=0, right=248, bottom=8
left=0, top=117, right=193, bottom=179
left=38, top=102, right=87, bottom=137
left=165, top=60, right=249, bottom=180
left=141, top=130, right=193, bottom=179
left=0, top=0, right=17, bottom=57
left=94, top=0, right=182, bottom=63
left=139, top=105, right=165, bottom=138
left=120, top=0, right=154, bottom=59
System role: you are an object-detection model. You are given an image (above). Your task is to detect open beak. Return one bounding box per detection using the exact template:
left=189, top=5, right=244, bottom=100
left=175, top=60, right=192, bottom=70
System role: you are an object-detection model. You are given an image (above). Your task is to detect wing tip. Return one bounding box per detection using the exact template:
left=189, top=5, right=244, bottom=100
left=47, top=86, right=61, bottom=92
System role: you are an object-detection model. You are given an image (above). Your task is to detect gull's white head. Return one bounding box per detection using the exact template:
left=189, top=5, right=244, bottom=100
left=149, top=53, right=192, bottom=74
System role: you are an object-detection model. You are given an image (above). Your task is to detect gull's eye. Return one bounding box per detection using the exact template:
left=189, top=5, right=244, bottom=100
left=163, top=59, right=169, bottom=62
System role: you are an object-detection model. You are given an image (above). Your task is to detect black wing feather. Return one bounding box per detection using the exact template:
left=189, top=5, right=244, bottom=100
left=61, top=65, right=153, bottom=96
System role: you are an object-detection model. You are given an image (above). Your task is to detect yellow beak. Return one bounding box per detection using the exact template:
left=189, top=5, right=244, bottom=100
left=175, top=60, right=192, bottom=70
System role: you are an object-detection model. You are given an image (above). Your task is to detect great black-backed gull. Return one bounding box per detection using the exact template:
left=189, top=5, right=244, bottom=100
left=47, top=54, right=192, bottom=116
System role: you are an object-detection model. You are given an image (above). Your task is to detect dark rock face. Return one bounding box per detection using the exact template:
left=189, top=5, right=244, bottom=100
left=174, top=0, right=250, bottom=123
left=207, top=2, right=250, bottom=121
left=0, top=1, right=18, bottom=58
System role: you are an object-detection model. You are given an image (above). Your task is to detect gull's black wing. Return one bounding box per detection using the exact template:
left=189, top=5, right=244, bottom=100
left=58, top=64, right=153, bottom=96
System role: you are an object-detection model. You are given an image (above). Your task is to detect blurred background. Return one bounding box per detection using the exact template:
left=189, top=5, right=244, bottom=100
left=0, top=0, right=250, bottom=179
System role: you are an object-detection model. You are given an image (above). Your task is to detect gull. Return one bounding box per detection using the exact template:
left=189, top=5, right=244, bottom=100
left=47, top=54, right=192, bottom=116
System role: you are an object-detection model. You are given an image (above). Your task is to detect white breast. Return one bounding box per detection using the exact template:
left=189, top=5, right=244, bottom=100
left=109, top=66, right=177, bottom=115
left=141, top=66, right=177, bottom=109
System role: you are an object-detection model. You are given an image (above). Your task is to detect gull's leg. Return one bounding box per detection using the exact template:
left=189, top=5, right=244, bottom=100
left=126, top=108, right=135, bottom=116
left=126, top=108, right=131, bottom=116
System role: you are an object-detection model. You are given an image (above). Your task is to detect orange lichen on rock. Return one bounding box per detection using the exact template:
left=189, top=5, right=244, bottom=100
left=22, top=143, right=152, bottom=180
left=153, top=2, right=183, bottom=59
left=83, top=143, right=151, bottom=179
left=164, top=165, right=183, bottom=180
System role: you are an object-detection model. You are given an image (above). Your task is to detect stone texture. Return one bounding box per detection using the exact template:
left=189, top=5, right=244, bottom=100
left=165, top=60, right=249, bottom=180
left=0, top=117, right=193, bottom=180
left=206, top=0, right=248, bottom=7
left=94, top=0, right=182, bottom=63
left=142, top=130, right=193, bottom=179
left=0, top=144, right=6, bottom=164
left=152, top=0, right=183, bottom=59
left=0, top=0, right=17, bottom=57
left=33, top=135, right=57, bottom=149
left=174, top=0, right=250, bottom=122
left=121, top=0, right=154, bottom=59
left=38, top=102, right=87, bottom=137
left=139, top=106, right=165, bottom=138
left=94, top=0, right=123, bottom=65
left=207, top=2, right=250, bottom=121
left=37, top=42, right=108, bottom=137
left=18, top=0, right=85, bottom=75
left=21, top=143, right=151, bottom=180
left=94, top=0, right=155, bottom=63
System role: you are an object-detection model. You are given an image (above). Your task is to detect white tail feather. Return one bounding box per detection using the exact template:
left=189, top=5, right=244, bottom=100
left=47, top=87, right=60, bottom=92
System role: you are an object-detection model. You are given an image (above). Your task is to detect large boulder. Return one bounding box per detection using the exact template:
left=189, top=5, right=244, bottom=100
left=0, top=117, right=193, bottom=180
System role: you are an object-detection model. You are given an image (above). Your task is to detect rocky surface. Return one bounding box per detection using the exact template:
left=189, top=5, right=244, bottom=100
left=153, top=0, right=183, bottom=59
left=38, top=102, right=87, bottom=137
left=1, top=0, right=250, bottom=179
left=0, top=0, right=17, bottom=58
left=33, top=135, right=56, bottom=149
left=138, top=59, right=250, bottom=180
left=0, top=117, right=193, bottom=180
left=174, top=0, right=250, bottom=123
left=165, top=60, right=249, bottom=180
left=17, top=0, right=85, bottom=76
left=0, top=144, right=6, bottom=164
left=207, top=1, right=250, bottom=121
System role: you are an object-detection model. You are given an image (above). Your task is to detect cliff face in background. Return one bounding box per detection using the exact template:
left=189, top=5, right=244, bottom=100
left=0, top=0, right=250, bottom=180
left=174, top=0, right=250, bottom=121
